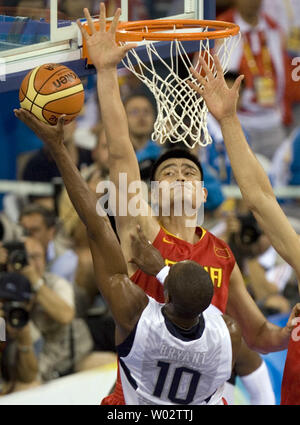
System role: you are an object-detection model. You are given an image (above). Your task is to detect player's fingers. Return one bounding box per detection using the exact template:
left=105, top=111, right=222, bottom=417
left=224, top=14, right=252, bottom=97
left=190, top=68, right=206, bottom=86
left=199, top=55, right=213, bottom=80
left=128, top=257, right=140, bottom=266
left=136, top=225, right=150, bottom=245
left=77, top=20, right=89, bottom=40
left=99, top=2, right=106, bottom=32
left=121, top=43, right=138, bottom=55
left=16, top=109, right=42, bottom=131
left=57, top=115, right=66, bottom=132
left=187, top=80, right=204, bottom=96
left=213, top=55, right=225, bottom=80
left=109, top=8, right=121, bottom=34
left=232, top=74, right=245, bottom=93
left=14, top=108, right=36, bottom=128
left=293, top=303, right=300, bottom=317
left=287, top=303, right=300, bottom=328
left=83, top=8, right=96, bottom=34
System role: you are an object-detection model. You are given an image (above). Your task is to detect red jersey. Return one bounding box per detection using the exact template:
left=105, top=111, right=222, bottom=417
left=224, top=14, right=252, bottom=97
left=101, top=226, right=236, bottom=405
left=281, top=331, right=300, bottom=405
left=131, top=226, right=235, bottom=313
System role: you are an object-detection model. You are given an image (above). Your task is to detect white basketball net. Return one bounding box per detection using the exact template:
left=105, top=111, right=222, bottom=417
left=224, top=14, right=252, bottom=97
left=120, top=28, right=240, bottom=148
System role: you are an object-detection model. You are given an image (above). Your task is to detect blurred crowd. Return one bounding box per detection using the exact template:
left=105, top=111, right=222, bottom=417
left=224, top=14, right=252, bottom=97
left=0, top=0, right=300, bottom=401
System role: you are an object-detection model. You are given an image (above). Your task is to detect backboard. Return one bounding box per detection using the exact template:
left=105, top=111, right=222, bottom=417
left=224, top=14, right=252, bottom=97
left=0, top=0, right=215, bottom=93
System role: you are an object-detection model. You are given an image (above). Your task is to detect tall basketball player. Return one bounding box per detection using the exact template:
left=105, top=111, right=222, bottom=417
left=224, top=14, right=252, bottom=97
left=14, top=108, right=242, bottom=405
left=189, top=55, right=300, bottom=405
left=75, top=3, right=298, bottom=405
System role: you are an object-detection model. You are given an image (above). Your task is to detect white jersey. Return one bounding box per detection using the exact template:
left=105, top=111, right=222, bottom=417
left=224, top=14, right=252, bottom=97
left=117, top=297, right=232, bottom=405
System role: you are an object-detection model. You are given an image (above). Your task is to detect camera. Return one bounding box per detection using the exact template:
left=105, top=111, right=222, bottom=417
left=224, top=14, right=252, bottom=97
left=228, top=213, right=263, bottom=266
left=0, top=272, right=32, bottom=329
left=1, top=241, right=28, bottom=272
left=3, top=301, right=30, bottom=329
left=238, top=214, right=262, bottom=246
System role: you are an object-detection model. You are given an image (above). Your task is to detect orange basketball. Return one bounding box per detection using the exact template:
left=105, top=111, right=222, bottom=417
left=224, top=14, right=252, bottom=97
left=19, top=63, right=85, bottom=125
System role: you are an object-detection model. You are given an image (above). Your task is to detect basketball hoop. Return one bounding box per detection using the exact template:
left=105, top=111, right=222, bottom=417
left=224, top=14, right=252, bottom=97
left=83, top=19, right=240, bottom=148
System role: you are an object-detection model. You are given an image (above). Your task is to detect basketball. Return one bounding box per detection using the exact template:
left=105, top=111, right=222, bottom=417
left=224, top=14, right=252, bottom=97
left=19, top=63, right=85, bottom=126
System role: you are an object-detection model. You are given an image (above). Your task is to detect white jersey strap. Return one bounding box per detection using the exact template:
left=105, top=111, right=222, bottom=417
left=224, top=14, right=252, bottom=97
left=156, top=265, right=170, bottom=285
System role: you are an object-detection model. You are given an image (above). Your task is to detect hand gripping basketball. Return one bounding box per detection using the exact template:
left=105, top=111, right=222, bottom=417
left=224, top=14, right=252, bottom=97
left=14, top=108, right=65, bottom=150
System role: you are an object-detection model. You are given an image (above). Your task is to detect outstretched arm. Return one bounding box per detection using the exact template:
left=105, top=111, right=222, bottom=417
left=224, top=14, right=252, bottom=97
left=14, top=110, right=147, bottom=338
left=78, top=4, right=160, bottom=255
left=189, top=56, right=300, bottom=290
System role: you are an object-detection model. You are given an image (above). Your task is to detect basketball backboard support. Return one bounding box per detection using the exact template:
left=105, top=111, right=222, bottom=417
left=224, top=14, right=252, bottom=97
left=0, top=0, right=215, bottom=93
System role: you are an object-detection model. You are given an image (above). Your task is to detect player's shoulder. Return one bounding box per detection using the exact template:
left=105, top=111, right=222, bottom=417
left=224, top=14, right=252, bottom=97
left=222, top=314, right=242, bottom=343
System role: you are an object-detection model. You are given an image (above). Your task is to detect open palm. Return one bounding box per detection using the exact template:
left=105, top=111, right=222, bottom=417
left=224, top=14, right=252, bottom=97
left=78, top=3, right=137, bottom=71
left=189, top=55, right=244, bottom=122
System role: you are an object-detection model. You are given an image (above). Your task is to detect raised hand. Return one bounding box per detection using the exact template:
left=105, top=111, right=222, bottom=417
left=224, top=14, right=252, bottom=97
left=286, top=303, right=300, bottom=334
left=189, top=55, right=244, bottom=122
left=77, top=3, right=137, bottom=71
left=129, top=225, right=165, bottom=276
left=14, top=108, right=65, bottom=150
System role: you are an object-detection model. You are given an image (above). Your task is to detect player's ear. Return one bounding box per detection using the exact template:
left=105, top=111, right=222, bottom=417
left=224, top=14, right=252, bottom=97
left=164, top=287, right=170, bottom=304
left=202, top=187, right=208, bottom=203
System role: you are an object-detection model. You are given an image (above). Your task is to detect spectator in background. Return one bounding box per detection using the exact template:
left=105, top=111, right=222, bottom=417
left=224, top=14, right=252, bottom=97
left=270, top=127, right=300, bottom=189
left=218, top=0, right=294, bottom=159
left=21, top=119, right=92, bottom=183
left=262, top=0, right=300, bottom=58
left=0, top=236, right=77, bottom=381
left=19, top=204, right=78, bottom=285
left=124, top=93, right=162, bottom=181
left=216, top=0, right=234, bottom=15
left=0, top=273, right=39, bottom=395
left=58, top=0, right=95, bottom=20
left=22, top=236, right=115, bottom=380
left=1, top=0, right=46, bottom=12
left=105, top=0, right=149, bottom=21
left=269, top=127, right=300, bottom=222
left=0, top=213, right=22, bottom=243
left=225, top=211, right=291, bottom=316
left=262, top=0, right=300, bottom=130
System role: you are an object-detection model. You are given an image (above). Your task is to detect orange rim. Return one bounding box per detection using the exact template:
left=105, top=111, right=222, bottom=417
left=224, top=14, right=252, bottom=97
left=116, top=19, right=240, bottom=42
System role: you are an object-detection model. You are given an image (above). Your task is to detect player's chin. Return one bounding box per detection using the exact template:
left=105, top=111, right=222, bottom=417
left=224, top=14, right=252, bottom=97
left=171, top=194, right=199, bottom=213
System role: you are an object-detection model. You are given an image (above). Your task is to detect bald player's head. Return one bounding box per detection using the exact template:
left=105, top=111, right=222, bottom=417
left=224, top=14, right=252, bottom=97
left=164, top=261, right=214, bottom=319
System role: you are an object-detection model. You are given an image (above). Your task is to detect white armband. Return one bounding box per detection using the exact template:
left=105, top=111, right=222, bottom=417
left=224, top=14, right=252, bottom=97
left=240, top=361, right=275, bottom=405
left=156, top=266, right=170, bottom=285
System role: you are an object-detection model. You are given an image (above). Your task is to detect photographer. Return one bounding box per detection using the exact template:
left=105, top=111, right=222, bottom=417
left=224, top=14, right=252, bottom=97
left=0, top=236, right=87, bottom=382
left=226, top=211, right=291, bottom=316
left=0, top=236, right=114, bottom=381
left=0, top=273, right=39, bottom=394
left=19, top=204, right=78, bottom=285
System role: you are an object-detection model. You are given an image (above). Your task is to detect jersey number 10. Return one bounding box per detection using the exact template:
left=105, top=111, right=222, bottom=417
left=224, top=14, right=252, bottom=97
left=153, top=361, right=201, bottom=404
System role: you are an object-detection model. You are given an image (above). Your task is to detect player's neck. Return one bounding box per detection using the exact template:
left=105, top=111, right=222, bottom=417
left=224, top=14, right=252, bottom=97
left=159, top=215, right=199, bottom=244
left=163, top=305, right=199, bottom=330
